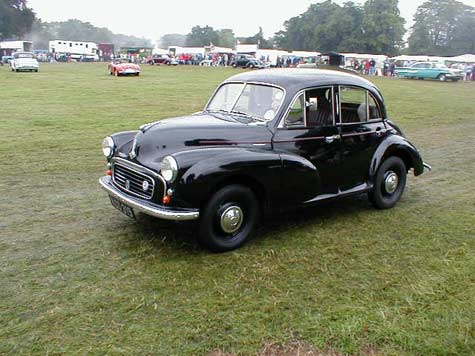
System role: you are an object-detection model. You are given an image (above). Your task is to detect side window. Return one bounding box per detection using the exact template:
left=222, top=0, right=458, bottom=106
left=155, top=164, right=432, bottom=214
left=305, top=87, right=334, bottom=127
left=284, top=93, right=305, bottom=127
left=368, top=94, right=382, bottom=120
left=284, top=87, right=335, bottom=128
left=339, top=86, right=368, bottom=123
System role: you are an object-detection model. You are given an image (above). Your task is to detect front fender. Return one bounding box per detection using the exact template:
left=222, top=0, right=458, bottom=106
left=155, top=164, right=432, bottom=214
left=370, top=134, right=424, bottom=178
left=110, top=130, right=139, bottom=157
left=172, top=147, right=282, bottom=209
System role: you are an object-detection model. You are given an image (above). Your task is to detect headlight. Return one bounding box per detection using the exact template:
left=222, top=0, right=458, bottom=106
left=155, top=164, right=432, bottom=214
left=161, top=156, right=178, bottom=183
left=102, top=136, right=115, bottom=158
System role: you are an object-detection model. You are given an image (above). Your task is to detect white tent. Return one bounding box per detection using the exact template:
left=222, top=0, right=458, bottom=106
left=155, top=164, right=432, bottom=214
left=342, top=53, right=387, bottom=61
left=291, top=51, right=320, bottom=58
left=153, top=47, right=169, bottom=55
left=447, top=54, right=475, bottom=63
left=236, top=44, right=258, bottom=54
left=390, top=55, right=431, bottom=62
left=209, top=46, right=233, bottom=54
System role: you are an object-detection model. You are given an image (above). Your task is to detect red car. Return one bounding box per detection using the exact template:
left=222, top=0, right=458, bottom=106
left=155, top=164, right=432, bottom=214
left=108, top=59, right=141, bottom=76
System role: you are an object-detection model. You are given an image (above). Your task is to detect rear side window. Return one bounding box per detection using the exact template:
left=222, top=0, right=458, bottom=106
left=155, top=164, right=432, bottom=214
left=283, top=87, right=334, bottom=128
left=339, top=86, right=381, bottom=124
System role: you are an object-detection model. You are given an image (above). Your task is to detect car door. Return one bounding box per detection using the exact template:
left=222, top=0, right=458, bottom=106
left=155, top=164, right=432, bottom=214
left=337, top=85, right=387, bottom=191
left=273, top=86, right=341, bottom=203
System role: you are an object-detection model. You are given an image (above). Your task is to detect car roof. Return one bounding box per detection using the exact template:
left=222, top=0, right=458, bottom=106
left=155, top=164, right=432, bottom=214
left=225, top=68, right=380, bottom=93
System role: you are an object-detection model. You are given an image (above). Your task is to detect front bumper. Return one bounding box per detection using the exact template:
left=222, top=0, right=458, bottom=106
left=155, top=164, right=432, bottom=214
left=16, top=66, right=38, bottom=70
left=99, top=176, right=199, bottom=221
left=446, top=74, right=463, bottom=80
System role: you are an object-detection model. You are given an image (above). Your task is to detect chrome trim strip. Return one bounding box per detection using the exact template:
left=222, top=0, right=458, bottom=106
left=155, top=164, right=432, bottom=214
left=423, top=162, right=432, bottom=171
left=100, top=176, right=199, bottom=221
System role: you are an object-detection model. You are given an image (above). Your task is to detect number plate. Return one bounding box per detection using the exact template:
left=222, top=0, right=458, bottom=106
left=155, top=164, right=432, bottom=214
left=109, top=196, right=135, bottom=219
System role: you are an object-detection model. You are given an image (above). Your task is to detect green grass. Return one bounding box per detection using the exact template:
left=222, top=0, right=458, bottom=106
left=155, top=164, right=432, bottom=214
left=1, top=63, right=474, bottom=356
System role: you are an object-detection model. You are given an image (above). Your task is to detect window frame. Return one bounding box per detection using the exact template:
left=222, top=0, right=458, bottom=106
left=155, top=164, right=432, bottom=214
left=337, top=85, right=383, bottom=125
left=278, top=86, right=335, bottom=129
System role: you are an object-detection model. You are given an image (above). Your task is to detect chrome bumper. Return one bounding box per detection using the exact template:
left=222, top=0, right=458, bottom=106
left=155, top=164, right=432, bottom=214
left=99, top=176, right=199, bottom=221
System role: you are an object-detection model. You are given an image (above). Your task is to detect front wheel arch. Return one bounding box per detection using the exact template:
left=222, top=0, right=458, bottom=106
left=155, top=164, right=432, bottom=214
left=202, top=175, right=268, bottom=216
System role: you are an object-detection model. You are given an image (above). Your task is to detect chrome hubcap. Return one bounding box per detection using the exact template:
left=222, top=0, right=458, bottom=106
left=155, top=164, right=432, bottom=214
left=220, top=206, right=244, bottom=234
left=384, top=171, right=399, bottom=194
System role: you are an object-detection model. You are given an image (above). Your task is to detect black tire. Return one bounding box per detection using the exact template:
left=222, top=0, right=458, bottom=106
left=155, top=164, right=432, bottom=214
left=369, top=156, right=407, bottom=210
left=438, top=74, right=447, bottom=82
left=232, top=63, right=237, bottom=68
left=198, top=184, right=259, bottom=252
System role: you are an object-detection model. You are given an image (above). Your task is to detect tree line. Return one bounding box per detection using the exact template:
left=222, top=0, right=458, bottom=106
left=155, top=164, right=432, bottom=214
left=1, top=0, right=474, bottom=56
left=160, top=0, right=475, bottom=56
left=0, top=0, right=151, bottom=49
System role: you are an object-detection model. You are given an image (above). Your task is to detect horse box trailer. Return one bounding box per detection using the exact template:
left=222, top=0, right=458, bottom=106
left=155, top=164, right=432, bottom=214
left=49, top=40, right=99, bottom=61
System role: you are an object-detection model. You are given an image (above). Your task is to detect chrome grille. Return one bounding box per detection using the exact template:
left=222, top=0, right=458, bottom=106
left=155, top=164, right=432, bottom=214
left=112, top=162, right=155, bottom=199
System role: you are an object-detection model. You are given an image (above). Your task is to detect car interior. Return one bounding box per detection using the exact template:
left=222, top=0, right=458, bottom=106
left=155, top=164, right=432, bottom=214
left=285, top=86, right=381, bottom=128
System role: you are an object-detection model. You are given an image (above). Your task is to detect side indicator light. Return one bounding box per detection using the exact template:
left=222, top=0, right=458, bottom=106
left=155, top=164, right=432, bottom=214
left=106, top=170, right=112, bottom=176
left=163, top=195, right=172, bottom=205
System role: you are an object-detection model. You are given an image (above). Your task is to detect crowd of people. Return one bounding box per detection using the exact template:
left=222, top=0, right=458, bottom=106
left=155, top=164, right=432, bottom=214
left=5, top=48, right=475, bottom=81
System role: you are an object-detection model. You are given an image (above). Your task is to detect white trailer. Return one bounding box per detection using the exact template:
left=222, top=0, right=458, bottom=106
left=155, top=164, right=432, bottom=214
left=49, top=40, right=99, bottom=61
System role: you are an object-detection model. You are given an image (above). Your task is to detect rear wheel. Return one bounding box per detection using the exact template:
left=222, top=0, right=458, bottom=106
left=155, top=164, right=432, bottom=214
left=198, top=185, right=259, bottom=252
left=369, top=156, right=407, bottom=209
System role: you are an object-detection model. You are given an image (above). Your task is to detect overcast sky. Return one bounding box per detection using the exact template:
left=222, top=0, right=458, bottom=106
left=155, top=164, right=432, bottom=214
left=28, top=0, right=475, bottom=43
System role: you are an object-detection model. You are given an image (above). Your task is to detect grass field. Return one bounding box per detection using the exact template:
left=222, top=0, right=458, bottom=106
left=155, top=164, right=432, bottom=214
left=1, top=63, right=474, bottom=356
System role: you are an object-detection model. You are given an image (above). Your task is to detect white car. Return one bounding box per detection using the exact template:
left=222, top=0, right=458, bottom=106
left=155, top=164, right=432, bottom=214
left=10, top=52, right=39, bottom=72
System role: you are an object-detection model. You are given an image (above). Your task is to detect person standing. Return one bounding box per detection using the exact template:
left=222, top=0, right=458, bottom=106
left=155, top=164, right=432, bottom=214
left=364, top=60, right=370, bottom=75
left=369, top=58, right=376, bottom=76
left=389, top=61, right=396, bottom=77
left=471, top=64, right=475, bottom=81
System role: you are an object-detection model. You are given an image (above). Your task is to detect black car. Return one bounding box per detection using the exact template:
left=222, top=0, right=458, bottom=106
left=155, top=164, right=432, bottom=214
left=231, top=54, right=265, bottom=69
left=100, top=69, right=430, bottom=252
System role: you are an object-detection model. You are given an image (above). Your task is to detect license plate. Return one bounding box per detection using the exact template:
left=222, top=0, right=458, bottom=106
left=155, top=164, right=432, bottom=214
left=109, top=196, right=135, bottom=219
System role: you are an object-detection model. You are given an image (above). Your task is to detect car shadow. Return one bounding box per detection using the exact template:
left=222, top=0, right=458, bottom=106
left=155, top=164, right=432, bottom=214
left=120, top=193, right=375, bottom=255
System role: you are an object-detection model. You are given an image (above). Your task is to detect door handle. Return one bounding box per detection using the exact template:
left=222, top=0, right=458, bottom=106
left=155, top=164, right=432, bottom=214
left=325, top=134, right=341, bottom=144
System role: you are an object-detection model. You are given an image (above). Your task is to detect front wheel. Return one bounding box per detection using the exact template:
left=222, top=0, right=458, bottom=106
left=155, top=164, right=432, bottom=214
left=438, top=74, right=447, bottom=82
left=198, top=185, right=259, bottom=252
left=369, top=156, right=407, bottom=209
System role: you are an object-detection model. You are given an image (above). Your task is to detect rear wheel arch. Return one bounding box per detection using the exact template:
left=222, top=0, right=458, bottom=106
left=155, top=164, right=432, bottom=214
left=371, top=137, right=424, bottom=179
left=382, top=148, right=414, bottom=173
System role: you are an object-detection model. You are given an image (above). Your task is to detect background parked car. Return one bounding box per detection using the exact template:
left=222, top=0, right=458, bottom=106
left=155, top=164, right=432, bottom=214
left=1, top=56, right=13, bottom=65
left=147, top=54, right=177, bottom=66
left=231, top=54, right=265, bottom=69
left=10, top=52, right=39, bottom=72
left=395, top=62, right=463, bottom=81
left=108, top=59, right=141, bottom=76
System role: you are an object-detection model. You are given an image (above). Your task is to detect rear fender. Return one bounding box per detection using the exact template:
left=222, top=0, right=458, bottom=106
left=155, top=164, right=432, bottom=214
left=370, top=135, right=424, bottom=179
